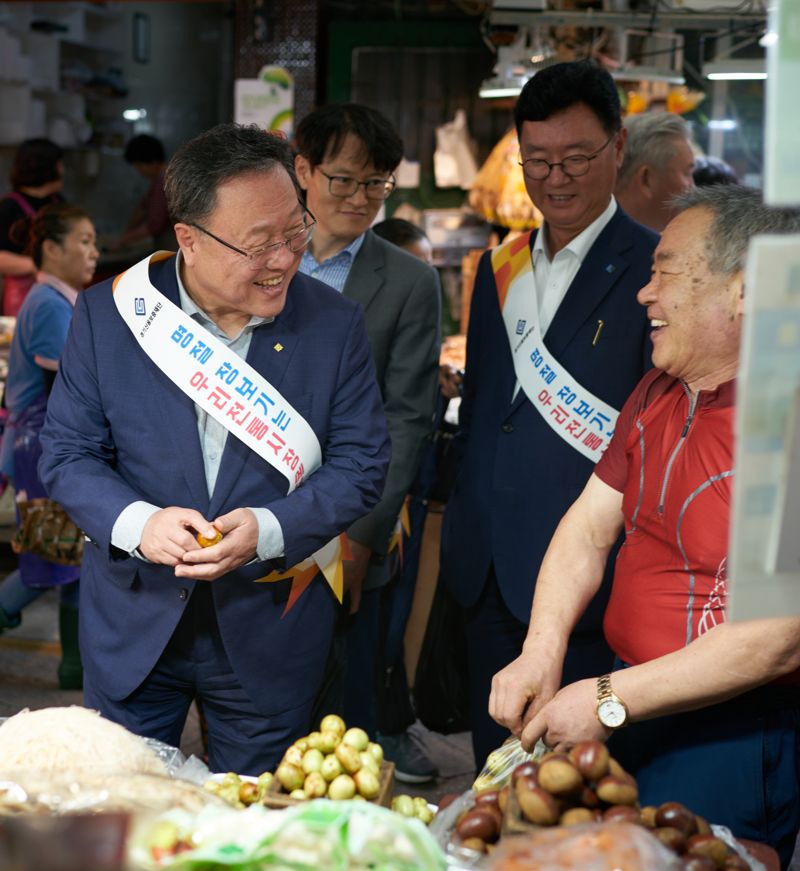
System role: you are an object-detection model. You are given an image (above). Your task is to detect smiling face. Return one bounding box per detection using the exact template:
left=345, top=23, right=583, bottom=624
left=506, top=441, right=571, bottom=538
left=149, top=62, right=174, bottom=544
left=518, top=102, right=623, bottom=255
left=175, top=167, right=305, bottom=334
left=637, top=206, right=743, bottom=392
left=43, top=216, right=98, bottom=289
left=295, top=133, right=390, bottom=256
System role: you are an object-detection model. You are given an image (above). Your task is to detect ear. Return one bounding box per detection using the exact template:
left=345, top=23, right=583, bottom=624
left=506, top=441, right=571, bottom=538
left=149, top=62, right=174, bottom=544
left=174, top=223, right=198, bottom=265
left=294, top=154, right=312, bottom=191
left=635, top=163, right=653, bottom=197
left=41, top=238, right=60, bottom=261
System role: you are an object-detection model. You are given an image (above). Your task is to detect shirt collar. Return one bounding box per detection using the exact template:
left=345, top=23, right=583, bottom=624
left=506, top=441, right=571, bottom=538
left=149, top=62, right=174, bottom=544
left=533, top=196, right=618, bottom=265
left=302, top=232, right=366, bottom=270
left=37, top=271, right=78, bottom=306
left=174, top=251, right=273, bottom=338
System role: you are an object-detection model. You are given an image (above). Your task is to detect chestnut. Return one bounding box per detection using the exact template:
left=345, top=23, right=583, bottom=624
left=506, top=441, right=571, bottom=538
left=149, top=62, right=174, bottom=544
left=653, top=826, right=688, bottom=854
left=511, top=759, right=539, bottom=785
left=656, top=802, right=698, bottom=838
left=560, top=806, right=596, bottom=826
left=456, top=808, right=499, bottom=843
left=686, top=834, right=729, bottom=867
left=537, top=757, right=583, bottom=796
left=683, top=856, right=717, bottom=871
left=603, top=804, right=641, bottom=824
left=595, top=775, right=638, bottom=806
left=516, top=784, right=561, bottom=826
left=569, top=740, right=610, bottom=782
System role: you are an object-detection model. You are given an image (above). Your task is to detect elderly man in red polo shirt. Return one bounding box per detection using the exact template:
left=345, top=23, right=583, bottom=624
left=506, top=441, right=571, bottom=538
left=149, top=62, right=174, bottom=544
left=489, top=184, right=800, bottom=866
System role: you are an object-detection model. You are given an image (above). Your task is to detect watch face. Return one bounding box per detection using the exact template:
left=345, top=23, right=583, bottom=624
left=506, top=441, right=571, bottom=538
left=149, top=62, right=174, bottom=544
left=598, top=699, right=626, bottom=728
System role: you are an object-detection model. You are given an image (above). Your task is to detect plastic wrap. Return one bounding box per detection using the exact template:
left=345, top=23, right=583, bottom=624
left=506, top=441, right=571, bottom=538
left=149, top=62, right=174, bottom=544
left=472, top=736, right=545, bottom=792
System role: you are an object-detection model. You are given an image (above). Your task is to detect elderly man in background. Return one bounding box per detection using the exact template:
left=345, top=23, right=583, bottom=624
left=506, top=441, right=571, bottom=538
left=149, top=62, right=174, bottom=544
left=441, top=60, right=658, bottom=771
left=490, top=185, right=800, bottom=866
left=615, top=112, right=696, bottom=231
left=39, top=124, right=390, bottom=774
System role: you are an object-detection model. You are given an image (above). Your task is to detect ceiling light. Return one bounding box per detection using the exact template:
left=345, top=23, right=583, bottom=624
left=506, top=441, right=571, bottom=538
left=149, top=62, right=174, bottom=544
left=123, top=108, right=147, bottom=121
left=707, top=119, right=738, bottom=131
left=611, top=67, right=685, bottom=85
left=703, top=59, right=767, bottom=81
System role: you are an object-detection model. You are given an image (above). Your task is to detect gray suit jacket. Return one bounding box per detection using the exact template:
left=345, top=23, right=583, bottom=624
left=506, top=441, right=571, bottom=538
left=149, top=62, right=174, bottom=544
left=344, top=230, right=441, bottom=587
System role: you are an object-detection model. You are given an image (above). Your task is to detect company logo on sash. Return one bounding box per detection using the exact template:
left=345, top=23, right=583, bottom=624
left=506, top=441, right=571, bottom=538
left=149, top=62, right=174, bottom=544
left=492, top=232, right=619, bottom=463
left=135, top=297, right=146, bottom=316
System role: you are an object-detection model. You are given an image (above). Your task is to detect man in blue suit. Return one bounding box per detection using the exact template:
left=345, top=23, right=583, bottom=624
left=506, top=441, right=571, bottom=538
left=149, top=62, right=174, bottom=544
left=441, top=61, right=658, bottom=769
left=39, top=124, right=390, bottom=774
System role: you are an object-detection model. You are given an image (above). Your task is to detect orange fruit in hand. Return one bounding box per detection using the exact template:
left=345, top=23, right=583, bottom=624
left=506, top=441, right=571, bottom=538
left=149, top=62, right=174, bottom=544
left=196, top=529, right=223, bottom=547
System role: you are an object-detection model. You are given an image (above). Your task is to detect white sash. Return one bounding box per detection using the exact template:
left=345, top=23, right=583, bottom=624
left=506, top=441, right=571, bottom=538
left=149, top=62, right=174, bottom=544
left=113, top=252, right=322, bottom=491
left=492, top=233, right=618, bottom=463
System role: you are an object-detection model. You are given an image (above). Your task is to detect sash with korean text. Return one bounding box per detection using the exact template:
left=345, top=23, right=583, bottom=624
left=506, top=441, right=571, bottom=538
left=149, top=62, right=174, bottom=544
left=113, top=252, right=322, bottom=489
left=113, top=253, right=345, bottom=609
left=492, top=233, right=618, bottom=463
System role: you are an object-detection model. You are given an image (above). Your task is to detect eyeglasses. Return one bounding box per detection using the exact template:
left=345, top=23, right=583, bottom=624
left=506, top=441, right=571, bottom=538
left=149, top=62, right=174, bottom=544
left=190, top=211, right=316, bottom=269
left=316, top=168, right=396, bottom=201
left=518, top=133, right=616, bottom=181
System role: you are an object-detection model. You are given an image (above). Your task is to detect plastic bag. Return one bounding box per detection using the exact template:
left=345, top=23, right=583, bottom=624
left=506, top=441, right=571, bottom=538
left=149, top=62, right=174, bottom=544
left=472, top=736, right=545, bottom=792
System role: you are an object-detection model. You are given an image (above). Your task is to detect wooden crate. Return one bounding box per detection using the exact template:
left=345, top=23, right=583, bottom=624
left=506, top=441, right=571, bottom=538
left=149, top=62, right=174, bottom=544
left=264, top=761, right=395, bottom=810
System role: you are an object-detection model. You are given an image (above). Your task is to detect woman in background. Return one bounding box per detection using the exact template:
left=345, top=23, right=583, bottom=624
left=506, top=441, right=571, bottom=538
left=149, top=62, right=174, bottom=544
left=0, top=139, right=65, bottom=316
left=0, top=203, right=98, bottom=690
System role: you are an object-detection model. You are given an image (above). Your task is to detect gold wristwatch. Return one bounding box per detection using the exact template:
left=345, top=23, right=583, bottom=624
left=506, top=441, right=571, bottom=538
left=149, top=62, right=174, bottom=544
left=596, top=673, right=629, bottom=729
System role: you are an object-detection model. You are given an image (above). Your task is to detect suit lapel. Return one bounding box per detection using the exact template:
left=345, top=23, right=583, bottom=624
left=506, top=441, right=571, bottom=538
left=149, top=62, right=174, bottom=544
left=207, top=294, right=299, bottom=516
left=543, top=210, right=634, bottom=358
left=343, top=231, right=384, bottom=312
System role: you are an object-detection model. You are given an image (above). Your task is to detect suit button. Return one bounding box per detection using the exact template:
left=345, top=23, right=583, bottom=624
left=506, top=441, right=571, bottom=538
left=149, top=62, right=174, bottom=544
left=179, top=588, right=189, bottom=601
left=501, top=423, right=514, bottom=433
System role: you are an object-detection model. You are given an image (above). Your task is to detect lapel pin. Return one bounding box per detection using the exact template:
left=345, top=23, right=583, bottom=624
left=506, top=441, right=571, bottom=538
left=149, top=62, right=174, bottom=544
left=273, top=343, right=284, bottom=352
left=605, top=263, right=616, bottom=273
left=592, top=319, right=605, bottom=347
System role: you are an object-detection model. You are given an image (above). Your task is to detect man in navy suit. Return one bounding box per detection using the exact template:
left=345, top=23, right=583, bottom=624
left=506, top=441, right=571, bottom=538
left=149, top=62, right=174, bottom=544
left=39, top=124, right=390, bottom=774
left=441, top=61, right=658, bottom=768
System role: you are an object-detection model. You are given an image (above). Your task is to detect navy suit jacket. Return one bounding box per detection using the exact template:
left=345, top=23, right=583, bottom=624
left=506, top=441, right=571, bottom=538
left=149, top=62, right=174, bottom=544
left=39, top=255, right=390, bottom=714
left=442, top=208, right=658, bottom=629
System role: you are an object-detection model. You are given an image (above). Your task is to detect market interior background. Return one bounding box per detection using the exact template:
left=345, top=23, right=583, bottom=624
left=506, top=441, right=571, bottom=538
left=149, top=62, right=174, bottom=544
left=0, top=0, right=783, bottom=824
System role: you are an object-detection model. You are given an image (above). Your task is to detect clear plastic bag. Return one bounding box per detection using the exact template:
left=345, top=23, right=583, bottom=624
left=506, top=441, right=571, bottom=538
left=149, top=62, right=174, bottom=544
left=472, top=736, right=545, bottom=792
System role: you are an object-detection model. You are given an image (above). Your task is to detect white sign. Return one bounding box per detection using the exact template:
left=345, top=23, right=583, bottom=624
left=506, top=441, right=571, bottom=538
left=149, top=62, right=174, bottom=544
left=234, top=66, right=294, bottom=136
left=728, top=234, right=800, bottom=621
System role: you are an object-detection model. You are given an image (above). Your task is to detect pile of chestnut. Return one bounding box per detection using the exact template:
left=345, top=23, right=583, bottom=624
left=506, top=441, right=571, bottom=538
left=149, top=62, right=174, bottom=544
left=450, top=740, right=751, bottom=868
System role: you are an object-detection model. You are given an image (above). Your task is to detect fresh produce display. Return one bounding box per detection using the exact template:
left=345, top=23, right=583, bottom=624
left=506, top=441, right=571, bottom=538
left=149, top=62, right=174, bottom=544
left=447, top=740, right=757, bottom=869
left=267, top=715, right=389, bottom=804
left=130, top=799, right=446, bottom=870
left=204, top=771, right=274, bottom=808
left=391, top=793, right=435, bottom=825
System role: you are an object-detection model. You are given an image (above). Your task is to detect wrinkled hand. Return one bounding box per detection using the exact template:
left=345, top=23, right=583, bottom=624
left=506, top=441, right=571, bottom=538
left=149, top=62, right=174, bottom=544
left=174, top=507, right=259, bottom=581
left=521, top=678, right=610, bottom=752
left=438, top=365, right=463, bottom=400
left=488, top=647, right=562, bottom=738
left=343, top=537, right=372, bottom=615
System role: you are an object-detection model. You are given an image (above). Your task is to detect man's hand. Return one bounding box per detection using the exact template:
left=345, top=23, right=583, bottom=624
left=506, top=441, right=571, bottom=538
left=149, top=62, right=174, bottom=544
left=438, top=365, right=463, bottom=400
left=174, top=508, right=259, bottom=581
left=489, top=647, right=563, bottom=737
left=343, top=537, right=372, bottom=615
left=140, top=506, right=217, bottom=567
left=521, top=678, right=610, bottom=752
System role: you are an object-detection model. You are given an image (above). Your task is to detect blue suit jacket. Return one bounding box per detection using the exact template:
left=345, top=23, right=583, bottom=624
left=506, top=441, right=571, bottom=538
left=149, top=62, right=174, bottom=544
left=442, top=208, right=658, bottom=629
left=39, top=255, right=390, bottom=714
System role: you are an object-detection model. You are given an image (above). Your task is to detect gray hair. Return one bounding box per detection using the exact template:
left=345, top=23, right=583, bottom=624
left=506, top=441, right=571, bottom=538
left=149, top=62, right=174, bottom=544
left=672, top=185, right=800, bottom=274
left=617, top=113, right=692, bottom=189
left=164, top=123, right=301, bottom=225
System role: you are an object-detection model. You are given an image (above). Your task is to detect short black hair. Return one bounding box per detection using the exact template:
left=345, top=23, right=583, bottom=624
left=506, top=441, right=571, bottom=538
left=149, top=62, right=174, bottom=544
left=372, top=218, right=427, bottom=249
left=124, top=134, right=166, bottom=164
left=514, top=60, right=622, bottom=137
left=9, top=202, right=91, bottom=268
left=294, top=103, right=404, bottom=174
left=164, top=123, right=300, bottom=226
left=10, top=138, right=64, bottom=188
left=693, top=155, right=739, bottom=187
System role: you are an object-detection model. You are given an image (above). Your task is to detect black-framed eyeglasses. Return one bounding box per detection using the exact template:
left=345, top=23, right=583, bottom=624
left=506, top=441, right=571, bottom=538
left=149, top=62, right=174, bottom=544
left=190, top=210, right=316, bottom=270
left=518, top=133, right=616, bottom=181
left=316, top=168, right=396, bottom=201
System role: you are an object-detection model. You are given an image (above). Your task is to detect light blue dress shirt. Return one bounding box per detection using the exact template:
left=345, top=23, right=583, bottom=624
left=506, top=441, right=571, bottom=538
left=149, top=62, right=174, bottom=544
left=110, top=254, right=285, bottom=562
left=299, top=233, right=365, bottom=293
